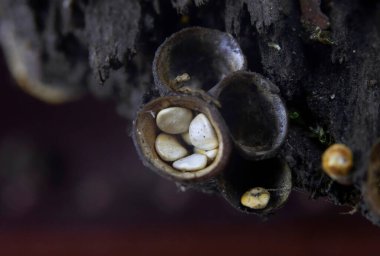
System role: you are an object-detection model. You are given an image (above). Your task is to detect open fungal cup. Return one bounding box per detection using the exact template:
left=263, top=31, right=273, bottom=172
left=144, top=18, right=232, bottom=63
left=153, top=27, right=246, bottom=94
left=218, top=156, right=292, bottom=215
left=210, top=71, right=288, bottom=160
left=133, top=95, right=231, bottom=183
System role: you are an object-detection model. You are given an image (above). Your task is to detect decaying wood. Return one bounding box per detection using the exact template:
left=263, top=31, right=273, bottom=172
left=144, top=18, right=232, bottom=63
left=1, top=0, right=380, bottom=225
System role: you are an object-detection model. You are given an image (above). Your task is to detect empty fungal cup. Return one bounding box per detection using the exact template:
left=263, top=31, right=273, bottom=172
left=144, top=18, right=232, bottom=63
left=153, top=27, right=246, bottom=94
left=210, top=71, right=288, bottom=160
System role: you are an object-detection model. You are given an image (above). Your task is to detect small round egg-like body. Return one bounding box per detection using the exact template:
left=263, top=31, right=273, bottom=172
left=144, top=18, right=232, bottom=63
left=189, top=113, right=219, bottom=150
left=155, top=133, right=188, bottom=161
left=322, top=143, right=353, bottom=183
left=181, top=132, right=192, bottom=145
left=194, top=148, right=218, bottom=162
left=172, top=153, right=208, bottom=172
left=156, top=107, right=193, bottom=134
left=241, top=187, right=270, bottom=210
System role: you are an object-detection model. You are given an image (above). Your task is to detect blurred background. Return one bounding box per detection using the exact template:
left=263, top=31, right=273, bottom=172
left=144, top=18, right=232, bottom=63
left=1, top=51, right=380, bottom=255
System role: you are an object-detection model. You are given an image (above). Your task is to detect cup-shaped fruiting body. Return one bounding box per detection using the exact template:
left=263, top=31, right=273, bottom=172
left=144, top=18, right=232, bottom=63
left=321, top=143, right=353, bottom=185
left=153, top=27, right=246, bottom=94
left=364, top=140, right=380, bottom=219
left=133, top=95, right=231, bottom=183
left=209, top=71, right=288, bottom=160
left=218, top=155, right=292, bottom=215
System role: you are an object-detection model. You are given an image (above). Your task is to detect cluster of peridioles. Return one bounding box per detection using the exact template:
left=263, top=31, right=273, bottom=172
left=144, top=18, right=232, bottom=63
left=133, top=27, right=291, bottom=215
left=154, top=106, right=219, bottom=172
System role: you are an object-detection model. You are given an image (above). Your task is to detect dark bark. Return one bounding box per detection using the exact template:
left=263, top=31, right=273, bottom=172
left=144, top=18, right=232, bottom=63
left=1, top=0, right=380, bottom=225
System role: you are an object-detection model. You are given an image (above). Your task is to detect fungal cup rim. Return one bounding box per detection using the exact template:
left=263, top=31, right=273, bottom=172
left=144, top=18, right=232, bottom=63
left=152, top=26, right=247, bottom=95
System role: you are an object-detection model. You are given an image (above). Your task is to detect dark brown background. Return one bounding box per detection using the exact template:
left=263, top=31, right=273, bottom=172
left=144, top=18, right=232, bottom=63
left=1, top=53, right=380, bottom=255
